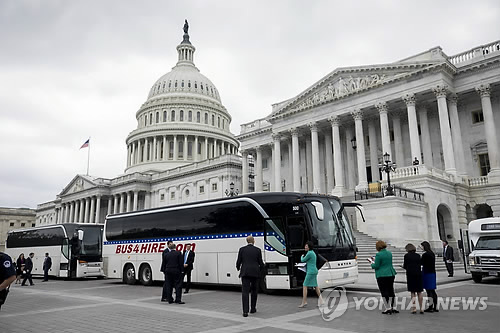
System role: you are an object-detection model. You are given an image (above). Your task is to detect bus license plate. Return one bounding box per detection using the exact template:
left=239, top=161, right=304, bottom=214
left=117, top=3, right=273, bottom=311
left=344, top=272, right=349, bottom=278
left=489, top=271, right=498, bottom=276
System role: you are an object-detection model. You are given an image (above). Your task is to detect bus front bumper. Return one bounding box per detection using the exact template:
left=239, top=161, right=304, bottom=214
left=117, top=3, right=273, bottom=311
left=317, top=260, right=358, bottom=289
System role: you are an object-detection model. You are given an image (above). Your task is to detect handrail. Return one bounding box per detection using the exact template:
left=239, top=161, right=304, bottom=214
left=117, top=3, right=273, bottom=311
left=355, top=185, right=425, bottom=202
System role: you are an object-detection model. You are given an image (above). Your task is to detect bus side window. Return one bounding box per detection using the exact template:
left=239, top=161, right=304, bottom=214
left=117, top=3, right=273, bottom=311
left=287, top=217, right=305, bottom=249
left=264, top=218, right=286, bottom=255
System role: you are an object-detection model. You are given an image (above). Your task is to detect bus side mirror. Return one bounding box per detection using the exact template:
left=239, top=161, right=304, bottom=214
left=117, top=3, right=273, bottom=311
left=77, top=230, right=84, bottom=241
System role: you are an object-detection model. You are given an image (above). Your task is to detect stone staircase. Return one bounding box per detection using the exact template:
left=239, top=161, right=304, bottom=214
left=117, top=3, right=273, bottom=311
left=353, top=230, right=448, bottom=273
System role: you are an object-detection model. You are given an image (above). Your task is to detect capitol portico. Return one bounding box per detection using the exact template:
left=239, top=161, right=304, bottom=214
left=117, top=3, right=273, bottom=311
left=237, top=41, right=500, bottom=248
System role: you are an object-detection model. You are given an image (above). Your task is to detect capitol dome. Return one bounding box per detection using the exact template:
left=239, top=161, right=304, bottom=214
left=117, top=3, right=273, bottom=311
left=124, top=22, right=239, bottom=174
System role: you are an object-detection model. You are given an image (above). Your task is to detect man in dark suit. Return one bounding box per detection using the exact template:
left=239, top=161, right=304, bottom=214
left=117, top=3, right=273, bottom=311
left=21, top=253, right=35, bottom=286
left=43, top=253, right=52, bottom=282
left=160, top=241, right=174, bottom=302
left=236, top=235, right=264, bottom=317
left=182, top=244, right=195, bottom=293
left=160, top=243, right=185, bottom=304
left=442, top=240, right=454, bottom=277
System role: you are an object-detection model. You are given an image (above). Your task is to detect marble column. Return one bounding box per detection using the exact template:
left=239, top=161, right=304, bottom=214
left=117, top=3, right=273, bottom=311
left=84, top=197, right=90, bottom=223
left=153, top=136, right=157, bottom=161
left=126, top=145, right=131, bottom=167
left=324, top=130, right=334, bottom=192
left=476, top=84, right=500, bottom=180
left=131, top=142, right=136, bottom=165
left=142, top=139, right=147, bottom=162
left=287, top=139, right=293, bottom=191
left=113, top=195, right=119, bottom=214
left=305, top=137, right=313, bottom=192
left=69, top=202, right=74, bottom=222
left=330, top=116, right=345, bottom=194
left=418, top=105, right=433, bottom=166
left=352, top=109, right=368, bottom=188
left=433, top=85, right=456, bottom=174
left=376, top=102, right=392, bottom=159
left=194, top=136, right=199, bottom=162
left=447, top=94, right=466, bottom=176
left=273, top=134, right=282, bottom=192
left=120, top=193, right=125, bottom=213
left=403, top=93, right=422, bottom=164
left=126, top=192, right=132, bottom=212
left=95, top=195, right=101, bottom=223
left=89, top=196, right=96, bottom=223
left=107, top=197, right=113, bottom=216
left=291, top=128, right=301, bottom=192
left=255, top=147, right=263, bottom=192
left=133, top=191, right=139, bottom=211
left=309, top=122, right=321, bottom=193
left=79, top=199, right=84, bottom=222
left=204, top=137, right=209, bottom=159
left=184, top=135, right=188, bottom=161
left=242, top=151, right=249, bottom=193
left=368, top=119, right=379, bottom=182
left=173, top=135, right=178, bottom=160
left=345, top=126, right=356, bottom=189
left=392, top=113, right=405, bottom=167
left=137, top=140, right=142, bottom=163
left=163, top=136, right=167, bottom=161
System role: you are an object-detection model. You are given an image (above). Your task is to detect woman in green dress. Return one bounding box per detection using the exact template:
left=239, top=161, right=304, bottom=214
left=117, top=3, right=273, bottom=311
left=299, top=241, right=324, bottom=308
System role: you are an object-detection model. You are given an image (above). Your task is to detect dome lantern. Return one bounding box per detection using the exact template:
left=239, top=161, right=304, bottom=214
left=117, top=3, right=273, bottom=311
left=176, top=19, right=196, bottom=67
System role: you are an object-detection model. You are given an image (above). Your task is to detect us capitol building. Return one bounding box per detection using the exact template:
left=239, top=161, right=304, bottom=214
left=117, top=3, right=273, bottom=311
left=36, top=23, right=500, bottom=248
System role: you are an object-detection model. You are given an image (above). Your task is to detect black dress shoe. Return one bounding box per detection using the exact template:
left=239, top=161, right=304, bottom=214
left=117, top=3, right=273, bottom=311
left=433, top=309, right=439, bottom=312
left=391, top=309, right=399, bottom=314
left=175, top=301, right=185, bottom=304
left=243, top=313, right=248, bottom=317
left=382, top=309, right=392, bottom=315
left=250, top=309, right=256, bottom=314
left=168, top=301, right=174, bottom=304
left=184, top=290, right=189, bottom=294
left=161, top=299, right=168, bottom=302
left=424, top=307, right=434, bottom=313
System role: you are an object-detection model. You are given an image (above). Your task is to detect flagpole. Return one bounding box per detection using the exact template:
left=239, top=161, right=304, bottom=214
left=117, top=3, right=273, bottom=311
left=86, top=137, right=91, bottom=176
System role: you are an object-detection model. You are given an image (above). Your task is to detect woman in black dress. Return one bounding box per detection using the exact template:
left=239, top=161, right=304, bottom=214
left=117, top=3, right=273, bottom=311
left=403, top=244, right=424, bottom=314
left=15, top=253, right=25, bottom=284
left=420, top=241, right=439, bottom=312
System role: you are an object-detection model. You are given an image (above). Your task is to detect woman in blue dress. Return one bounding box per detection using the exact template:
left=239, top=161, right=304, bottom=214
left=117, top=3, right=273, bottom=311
left=299, top=241, right=324, bottom=308
left=420, top=241, right=439, bottom=312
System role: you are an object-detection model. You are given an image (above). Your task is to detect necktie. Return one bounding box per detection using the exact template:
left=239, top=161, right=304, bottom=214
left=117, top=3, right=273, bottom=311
left=184, top=251, right=188, bottom=264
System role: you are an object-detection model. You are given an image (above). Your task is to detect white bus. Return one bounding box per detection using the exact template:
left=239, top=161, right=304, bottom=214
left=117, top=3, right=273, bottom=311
left=103, top=193, right=359, bottom=290
left=467, top=217, right=500, bottom=283
left=6, top=223, right=105, bottom=279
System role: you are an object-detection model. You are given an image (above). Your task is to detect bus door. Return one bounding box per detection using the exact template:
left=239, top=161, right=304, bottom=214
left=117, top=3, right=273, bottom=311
left=286, top=216, right=308, bottom=288
left=460, top=229, right=471, bottom=273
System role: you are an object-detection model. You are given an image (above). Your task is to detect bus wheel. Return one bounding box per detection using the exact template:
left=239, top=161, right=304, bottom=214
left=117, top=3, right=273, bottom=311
left=139, top=264, right=153, bottom=286
left=123, top=264, right=136, bottom=285
left=472, top=273, right=482, bottom=283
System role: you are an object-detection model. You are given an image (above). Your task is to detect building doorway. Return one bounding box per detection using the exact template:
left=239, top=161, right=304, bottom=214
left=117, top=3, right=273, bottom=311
left=437, top=204, right=453, bottom=241
left=475, top=204, right=493, bottom=219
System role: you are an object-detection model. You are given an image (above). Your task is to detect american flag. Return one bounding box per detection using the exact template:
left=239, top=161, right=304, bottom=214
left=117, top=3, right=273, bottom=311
left=80, top=139, right=90, bottom=149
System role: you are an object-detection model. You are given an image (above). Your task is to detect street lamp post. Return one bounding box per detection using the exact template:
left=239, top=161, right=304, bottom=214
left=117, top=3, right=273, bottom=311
left=379, top=152, right=396, bottom=196
left=225, top=182, right=239, bottom=197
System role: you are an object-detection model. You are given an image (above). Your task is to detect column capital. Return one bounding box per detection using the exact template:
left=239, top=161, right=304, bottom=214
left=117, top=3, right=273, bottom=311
left=447, top=92, right=458, bottom=105
left=308, top=122, right=318, bottom=132
left=272, top=133, right=281, bottom=141
left=351, top=109, right=363, bottom=121
left=290, top=127, right=299, bottom=137
left=476, top=84, right=491, bottom=98
left=402, top=93, right=416, bottom=106
left=328, top=115, right=340, bottom=126
left=255, top=146, right=263, bottom=153
left=375, top=102, right=388, bottom=114
left=433, top=84, right=449, bottom=98
left=241, top=149, right=249, bottom=157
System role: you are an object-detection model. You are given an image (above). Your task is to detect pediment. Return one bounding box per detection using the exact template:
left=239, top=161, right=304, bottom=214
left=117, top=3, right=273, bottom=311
left=59, top=175, right=97, bottom=196
left=270, top=62, right=444, bottom=118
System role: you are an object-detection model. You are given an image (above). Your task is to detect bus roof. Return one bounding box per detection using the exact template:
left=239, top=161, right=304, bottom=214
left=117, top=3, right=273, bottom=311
left=469, top=217, right=500, bottom=233
left=106, top=192, right=341, bottom=220
left=7, top=223, right=104, bottom=235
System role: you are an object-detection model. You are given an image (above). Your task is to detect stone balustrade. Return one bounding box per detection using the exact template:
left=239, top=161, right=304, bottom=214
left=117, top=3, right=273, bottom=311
left=448, top=40, right=500, bottom=66
left=239, top=118, right=271, bottom=134
left=468, top=176, right=489, bottom=187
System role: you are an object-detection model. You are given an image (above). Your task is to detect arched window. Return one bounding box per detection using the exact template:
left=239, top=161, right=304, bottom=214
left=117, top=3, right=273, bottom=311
left=169, top=81, right=172, bottom=88
left=188, top=81, right=191, bottom=88
left=150, top=113, right=153, bottom=125
left=144, top=115, right=148, bottom=126
left=175, top=81, right=178, bottom=88
left=188, top=111, right=192, bottom=122
left=196, top=111, right=200, bottom=123
left=201, top=84, right=204, bottom=91
left=163, top=111, right=167, bottom=122
left=181, top=80, right=184, bottom=88
left=218, top=116, right=220, bottom=128
left=195, top=82, right=198, bottom=89
left=162, top=82, right=165, bottom=89
left=204, top=113, right=208, bottom=124
left=178, top=140, right=184, bottom=158
left=171, top=110, right=175, bottom=121
left=156, top=112, right=159, bottom=123
left=180, top=110, right=184, bottom=121
left=211, top=114, right=215, bottom=126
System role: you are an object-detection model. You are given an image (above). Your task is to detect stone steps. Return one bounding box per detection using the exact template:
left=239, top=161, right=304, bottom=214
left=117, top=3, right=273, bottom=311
left=353, top=230, right=448, bottom=273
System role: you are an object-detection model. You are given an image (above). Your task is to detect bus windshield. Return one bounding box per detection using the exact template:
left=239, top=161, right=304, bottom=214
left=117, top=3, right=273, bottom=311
left=475, top=236, right=500, bottom=250
left=80, top=227, right=102, bottom=256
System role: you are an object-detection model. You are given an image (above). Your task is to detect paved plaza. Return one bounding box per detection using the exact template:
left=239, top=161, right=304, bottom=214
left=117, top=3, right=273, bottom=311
left=1, top=274, right=498, bottom=333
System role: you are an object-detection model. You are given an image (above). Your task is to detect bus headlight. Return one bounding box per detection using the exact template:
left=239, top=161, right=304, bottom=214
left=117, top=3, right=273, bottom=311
left=469, top=257, right=476, bottom=266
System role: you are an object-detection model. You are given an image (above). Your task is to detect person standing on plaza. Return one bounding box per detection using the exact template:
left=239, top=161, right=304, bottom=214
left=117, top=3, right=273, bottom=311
left=420, top=241, right=439, bottom=312
left=0, top=252, right=16, bottom=311
left=21, top=253, right=35, bottom=286
left=15, top=253, right=25, bottom=284
left=370, top=240, right=398, bottom=314
left=42, top=253, right=52, bottom=282
left=402, top=244, right=424, bottom=314
left=236, top=235, right=264, bottom=317
left=160, top=240, right=173, bottom=302
left=182, top=244, right=195, bottom=293
left=442, top=240, right=454, bottom=277
left=161, top=243, right=184, bottom=304
left=298, top=241, right=323, bottom=308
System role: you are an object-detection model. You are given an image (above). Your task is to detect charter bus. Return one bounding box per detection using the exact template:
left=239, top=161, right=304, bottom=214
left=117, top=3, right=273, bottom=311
left=103, top=193, right=359, bottom=290
left=465, top=217, right=500, bottom=283
left=6, top=223, right=105, bottom=279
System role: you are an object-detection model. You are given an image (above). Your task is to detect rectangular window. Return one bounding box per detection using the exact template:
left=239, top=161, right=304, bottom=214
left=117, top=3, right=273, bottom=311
left=31, top=223, right=36, bottom=227
left=472, top=110, right=484, bottom=124
left=169, top=141, right=174, bottom=159
left=160, top=194, right=165, bottom=201
left=479, top=153, right=490, bottom=176
left=199, top=186, right=205, bottom=194
left=9, top=222, right=14, bottom=227
left=188, top=142, right=193, bottom=158
left=212, top=183, right=218, bottom=192
left=198, top=142, right=202, bottom=155
left=390, top=130, right=394, bottom=142
left=262, top=158, right=268, bottom=169
left=178, top=140, right=184, bottom=158
left=170, top=192, right=176, bottom=200
left=21, top=223, right=25, bottom=227
left=197, top=112, right=201, bottom=123
left=188, top=111, right=192, bottom=122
